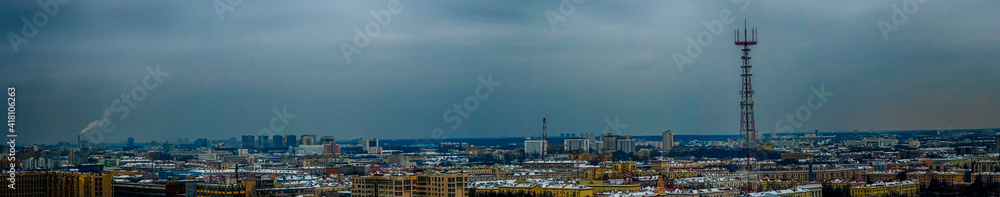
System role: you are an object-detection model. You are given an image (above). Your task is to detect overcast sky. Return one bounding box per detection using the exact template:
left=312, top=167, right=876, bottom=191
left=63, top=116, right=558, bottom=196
left=2, top=1, right=999, bottom=145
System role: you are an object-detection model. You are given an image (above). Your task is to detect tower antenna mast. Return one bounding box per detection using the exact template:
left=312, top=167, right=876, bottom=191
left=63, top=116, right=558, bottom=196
left=735, top=20, right=760, bottom=193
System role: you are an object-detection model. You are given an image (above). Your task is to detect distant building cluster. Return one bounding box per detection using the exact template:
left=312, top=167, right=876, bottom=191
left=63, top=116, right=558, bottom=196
left=3, top=128, right=999, bottom=196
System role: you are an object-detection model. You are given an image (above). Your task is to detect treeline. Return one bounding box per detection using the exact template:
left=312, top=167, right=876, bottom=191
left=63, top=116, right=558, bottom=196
left=822, top=175, right=1000, bottom=197
left=921, top=176, right=1000, bottom=197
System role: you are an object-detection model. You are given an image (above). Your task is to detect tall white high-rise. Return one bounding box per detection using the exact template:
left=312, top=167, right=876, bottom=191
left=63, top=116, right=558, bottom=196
left=662, top=130, right=674, bottom=152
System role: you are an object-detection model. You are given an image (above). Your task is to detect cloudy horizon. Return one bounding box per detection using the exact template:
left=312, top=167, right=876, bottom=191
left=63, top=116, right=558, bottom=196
left=2, top=0, right=999, bottom=145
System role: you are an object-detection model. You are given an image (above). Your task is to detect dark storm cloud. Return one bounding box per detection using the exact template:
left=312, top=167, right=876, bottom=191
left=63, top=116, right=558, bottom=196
left=1, top=0, right=998, bottom=144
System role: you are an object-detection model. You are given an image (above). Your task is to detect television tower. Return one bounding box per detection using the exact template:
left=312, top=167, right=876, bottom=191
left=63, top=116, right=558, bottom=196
left=735, top=20, right=760, bottom=193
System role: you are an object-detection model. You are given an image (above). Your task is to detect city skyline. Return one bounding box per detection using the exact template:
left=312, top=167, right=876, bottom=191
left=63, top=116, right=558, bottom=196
left=2, top=1, right=999, bottom=145
left=6, top=1, right=1000, bottom=197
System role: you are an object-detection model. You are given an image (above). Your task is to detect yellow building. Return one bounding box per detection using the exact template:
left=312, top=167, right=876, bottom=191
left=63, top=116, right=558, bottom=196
left=673, top=177, right=744, bottom=190
left=904, top=171, right=963, bottom=186
left=578, top=180, right=641, bottom=193
left=351, top=172, right=468, bottom=197
left=585, top=162, right=636, bottom=179
left=196, top=183, right=248, bottom=197
left=861, top=171, right=899, bottom=183
left=500, top=172, right=544, bottom=181
left=751, top=189, right=810, bottom=197
left=0, top=172, right=113, bottom=197
left=661, top=187, right=740, bottom=197
left=822, top=179, right=866, bottom=193
left=459, top=168, right=496, bottom=176
left=651, top=160, right=725, bottom=170
left=969, top=172, right=1000, bottom=182
left=352, top=174, right=415, bottom=197
left=748, top=184, right=822, bottom=197
left=470, top=180, right=593, bottom=197
left=849, top=180, right=918, bottom=197
left=630, top=169, right=700, bottom=179
left=780, top=153, right=813, bottom=160
left=523, top=160, right=587, bottom=169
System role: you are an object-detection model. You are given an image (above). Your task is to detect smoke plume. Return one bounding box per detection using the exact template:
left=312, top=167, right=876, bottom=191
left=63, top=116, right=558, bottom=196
left=80, top=108, right=112, bottom=134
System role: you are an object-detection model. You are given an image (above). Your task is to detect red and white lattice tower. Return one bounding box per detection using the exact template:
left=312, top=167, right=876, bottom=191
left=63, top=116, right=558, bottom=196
left=735, top=20, right=760, bottom=193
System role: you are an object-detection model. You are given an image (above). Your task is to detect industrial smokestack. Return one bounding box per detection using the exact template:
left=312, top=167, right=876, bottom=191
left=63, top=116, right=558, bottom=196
left=542, top=118, right=547, bottom=140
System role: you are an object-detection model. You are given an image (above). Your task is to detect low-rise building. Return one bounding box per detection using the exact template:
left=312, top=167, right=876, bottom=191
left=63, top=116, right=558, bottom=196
left=471, top=179, right=593, bottom=197
left=661, top=187, right=741, bottom=197
left=849, top=181, right=918, bottom=197
left=351, top=171, right=468, bottom=197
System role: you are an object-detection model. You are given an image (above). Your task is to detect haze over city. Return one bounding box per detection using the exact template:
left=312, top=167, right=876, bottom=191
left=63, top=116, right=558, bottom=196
left=8, top=1, right=1000, bottom=197
left=2, top=1, right=999, bottom=145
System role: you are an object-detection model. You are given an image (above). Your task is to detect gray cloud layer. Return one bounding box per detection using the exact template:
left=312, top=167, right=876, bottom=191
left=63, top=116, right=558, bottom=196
left=1, top=0, right=998, bottom=144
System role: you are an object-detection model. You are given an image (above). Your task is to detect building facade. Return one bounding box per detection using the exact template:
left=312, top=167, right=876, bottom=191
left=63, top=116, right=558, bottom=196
left=663, top=130, right=674, bottom=152
left=351, top=172, right=468, bottom=197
